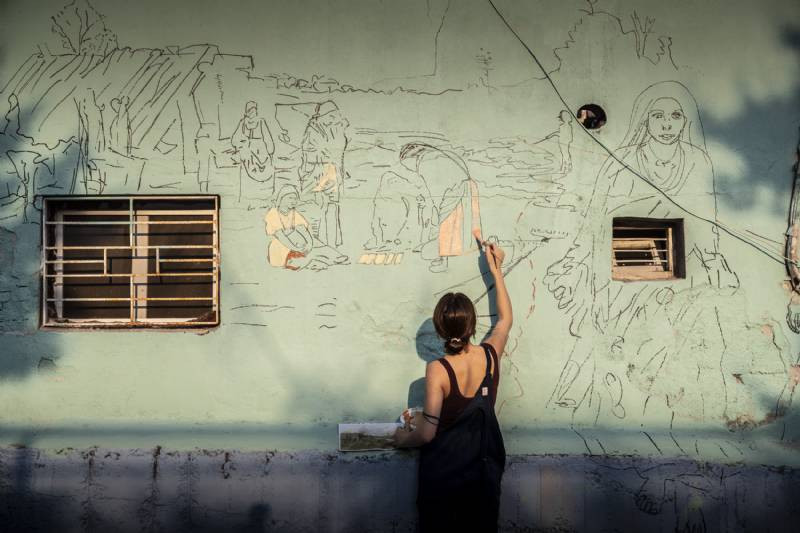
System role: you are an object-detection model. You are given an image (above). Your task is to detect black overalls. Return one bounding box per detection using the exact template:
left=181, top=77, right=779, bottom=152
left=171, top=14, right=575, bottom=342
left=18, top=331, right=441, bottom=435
left=417, top=344, right=506, bottom=532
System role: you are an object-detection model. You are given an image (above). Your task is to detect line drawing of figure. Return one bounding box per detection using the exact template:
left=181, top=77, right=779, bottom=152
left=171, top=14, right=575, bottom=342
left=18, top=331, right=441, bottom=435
left=555, top=109, right=574, bottom=174
left=195, top=123, right=214, bottom=193
left=75, top=94, right=108, bottom=193
left=363, top=152, right=434, bottom=253
left=264, top=185, right=348, bottom=271
left=3, top=151, right=42, bottom=223
left=108, top=96, right=131, bottom=157
left=1, top=94, right=23, bottom=140
left=543, top=81, right=741, bottom=438
left=231, top=101, right=275, bottom=200
left=0, top=93, right=54, bottom=222
left=298, top=101, right=349, bottom=248
left=400, top=143, right=482, bottom=273
left=265, top=185, right=313, bottom=270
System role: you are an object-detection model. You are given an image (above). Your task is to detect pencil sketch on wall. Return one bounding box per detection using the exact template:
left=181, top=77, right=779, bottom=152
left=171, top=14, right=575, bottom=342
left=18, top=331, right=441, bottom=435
left=543, top=81, right=786, bottom=452
left=0, top=0, right=794, bottom=460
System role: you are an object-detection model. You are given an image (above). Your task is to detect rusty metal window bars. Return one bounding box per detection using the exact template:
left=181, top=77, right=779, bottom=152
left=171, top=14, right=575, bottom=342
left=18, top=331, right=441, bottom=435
left=41, top=196, right=219, bottom=327
left=611, top=218, right=684, bottom=281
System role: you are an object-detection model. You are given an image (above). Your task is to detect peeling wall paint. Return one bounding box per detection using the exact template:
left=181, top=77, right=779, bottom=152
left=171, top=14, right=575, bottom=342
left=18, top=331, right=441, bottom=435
left=0, top=0, right=799, bottom=472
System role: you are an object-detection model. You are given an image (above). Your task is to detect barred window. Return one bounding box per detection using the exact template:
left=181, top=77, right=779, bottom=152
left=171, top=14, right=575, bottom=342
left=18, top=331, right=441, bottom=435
left=42, top=196, right=219, bottom=327
left=612, top=218, right=684, bottom=281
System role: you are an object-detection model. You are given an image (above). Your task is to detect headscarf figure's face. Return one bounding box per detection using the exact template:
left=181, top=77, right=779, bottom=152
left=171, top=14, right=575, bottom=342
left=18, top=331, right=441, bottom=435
left=278, top=192, right=298, bottom=212
left=646, top=97, right=686, bottom=145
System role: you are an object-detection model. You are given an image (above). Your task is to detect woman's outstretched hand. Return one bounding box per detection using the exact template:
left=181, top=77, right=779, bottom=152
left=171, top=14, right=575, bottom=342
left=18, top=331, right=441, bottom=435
left=483, top=241, right=505, bottom=275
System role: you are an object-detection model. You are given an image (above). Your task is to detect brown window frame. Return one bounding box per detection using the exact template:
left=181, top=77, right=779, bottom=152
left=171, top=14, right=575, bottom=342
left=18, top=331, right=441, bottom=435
left=40, top=195, right=220, bottom=328
left=611, top=217, right=685, bottom=282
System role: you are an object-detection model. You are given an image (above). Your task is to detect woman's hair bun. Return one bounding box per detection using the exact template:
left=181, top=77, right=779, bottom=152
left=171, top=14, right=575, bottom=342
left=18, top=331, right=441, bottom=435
left=433, top=292, right=476, bottom=355
left=445, top=337, right=465, bottom=353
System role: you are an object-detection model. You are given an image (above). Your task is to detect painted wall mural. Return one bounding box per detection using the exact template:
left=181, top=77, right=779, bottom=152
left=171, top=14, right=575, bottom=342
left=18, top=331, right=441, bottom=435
left=0, top=0, right=798, bottom=473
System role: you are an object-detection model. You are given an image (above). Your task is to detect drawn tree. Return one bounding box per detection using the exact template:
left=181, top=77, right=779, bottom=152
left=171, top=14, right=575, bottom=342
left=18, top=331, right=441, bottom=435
left=50, top=0, right=118, bottom=57
left=630, top=11, right=655, bottom=59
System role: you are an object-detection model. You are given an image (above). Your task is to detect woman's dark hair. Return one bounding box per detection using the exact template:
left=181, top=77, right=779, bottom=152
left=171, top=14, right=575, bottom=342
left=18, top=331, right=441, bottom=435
left=433, top=292, right=476, bottom=354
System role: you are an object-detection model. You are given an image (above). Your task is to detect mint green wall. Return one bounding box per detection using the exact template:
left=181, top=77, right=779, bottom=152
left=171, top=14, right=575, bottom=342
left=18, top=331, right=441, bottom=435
left=1, top=0, right=799, bottom=465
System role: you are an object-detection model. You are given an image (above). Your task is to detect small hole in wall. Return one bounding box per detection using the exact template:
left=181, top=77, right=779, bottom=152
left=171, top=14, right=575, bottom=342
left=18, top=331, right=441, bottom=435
left=576, top=104, right=606, bottom=129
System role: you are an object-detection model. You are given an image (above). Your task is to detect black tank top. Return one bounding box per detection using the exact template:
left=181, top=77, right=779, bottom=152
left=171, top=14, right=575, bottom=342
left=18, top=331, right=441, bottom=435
left=436, top=343, right=500, bottom=431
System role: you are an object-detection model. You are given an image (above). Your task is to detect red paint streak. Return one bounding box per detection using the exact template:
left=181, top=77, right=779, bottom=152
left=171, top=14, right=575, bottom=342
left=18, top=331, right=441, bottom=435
left=789, top=365, right=800, bottom=388
left=526, top=269, right=536, bottom=319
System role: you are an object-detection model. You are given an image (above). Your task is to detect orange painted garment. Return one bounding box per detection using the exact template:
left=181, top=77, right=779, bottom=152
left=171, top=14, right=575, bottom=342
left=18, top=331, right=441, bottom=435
left=264, top=208, right=310, bottom=267
left=437, top=179, right=481, bottom=257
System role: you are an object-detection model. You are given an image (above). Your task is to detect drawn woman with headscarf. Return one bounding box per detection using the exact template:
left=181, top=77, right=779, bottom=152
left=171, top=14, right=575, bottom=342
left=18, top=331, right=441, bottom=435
left=544, top=81, right=740, bottom=430
left=232, top=101, right=275, bottom=198
left=264, top=185, right=349, bottom=271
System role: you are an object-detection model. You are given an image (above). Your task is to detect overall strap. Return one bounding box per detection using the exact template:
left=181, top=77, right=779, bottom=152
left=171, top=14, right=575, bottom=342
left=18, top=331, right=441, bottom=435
left=481, top=343, right=492, bottom=380
left=437, top=358, right=459, bottom=395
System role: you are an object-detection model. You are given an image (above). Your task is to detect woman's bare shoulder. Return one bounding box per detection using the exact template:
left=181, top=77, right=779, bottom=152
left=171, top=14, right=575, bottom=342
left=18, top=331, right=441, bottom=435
left=425, top=359, right=446, bottom=378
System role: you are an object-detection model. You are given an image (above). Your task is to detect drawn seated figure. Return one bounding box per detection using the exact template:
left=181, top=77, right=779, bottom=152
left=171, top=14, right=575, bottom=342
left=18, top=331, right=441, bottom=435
left=264, top=185, right=348, bottom=271
left=108, top=96, right=131, bottom=157
left=363, top=156, right=434, bottom=252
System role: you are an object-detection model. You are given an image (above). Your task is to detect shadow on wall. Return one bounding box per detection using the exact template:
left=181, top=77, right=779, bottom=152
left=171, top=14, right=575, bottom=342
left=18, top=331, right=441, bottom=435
left=0, top=97, right=64, bottom=380
left=408, top=318, right=443, bottom=408
left=703, top=25, right=800, bottom=215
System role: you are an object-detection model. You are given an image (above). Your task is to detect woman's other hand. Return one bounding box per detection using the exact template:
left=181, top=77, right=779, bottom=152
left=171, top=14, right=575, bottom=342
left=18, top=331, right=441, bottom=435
left=393, top=426, right=411, bottom=447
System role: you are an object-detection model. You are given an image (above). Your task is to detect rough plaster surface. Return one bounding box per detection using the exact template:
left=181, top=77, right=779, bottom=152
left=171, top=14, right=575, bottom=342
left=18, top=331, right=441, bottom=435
left=1, top=447, right=798, bottom=532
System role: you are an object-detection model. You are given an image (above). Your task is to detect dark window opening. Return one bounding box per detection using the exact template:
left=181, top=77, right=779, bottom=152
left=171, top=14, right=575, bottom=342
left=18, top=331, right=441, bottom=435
left=41, top=196, right=219, bottom=328
left=577, top=103, right=607, bottom=129
left=612, top=218, right=684, bottom=281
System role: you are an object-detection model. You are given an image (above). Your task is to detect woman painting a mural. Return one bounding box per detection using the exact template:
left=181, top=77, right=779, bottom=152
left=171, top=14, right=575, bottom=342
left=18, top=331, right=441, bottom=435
left=544, top=81, right=742, bottom=435
left=264, top=185, right=348, bottom=271
left=394, top=242, right=511, bottom=533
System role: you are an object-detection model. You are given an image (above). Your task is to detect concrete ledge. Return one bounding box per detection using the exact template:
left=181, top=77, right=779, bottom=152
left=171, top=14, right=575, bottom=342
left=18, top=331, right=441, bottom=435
left=1, top=447, right=798, bottom=532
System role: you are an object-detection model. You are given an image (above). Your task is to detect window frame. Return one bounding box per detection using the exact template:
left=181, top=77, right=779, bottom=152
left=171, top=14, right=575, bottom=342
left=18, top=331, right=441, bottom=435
left=611, top=217, right=685, bottom=282
left=40, top=195, right=220, bottom=329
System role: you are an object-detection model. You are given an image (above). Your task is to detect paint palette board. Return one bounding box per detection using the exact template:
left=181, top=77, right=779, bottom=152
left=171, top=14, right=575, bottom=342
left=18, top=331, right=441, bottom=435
left=338, top=423, right=400, bottom=452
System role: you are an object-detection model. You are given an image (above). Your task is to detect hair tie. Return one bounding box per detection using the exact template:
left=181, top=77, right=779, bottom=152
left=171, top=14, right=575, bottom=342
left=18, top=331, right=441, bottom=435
left=449, top=337, right=461, bottom=344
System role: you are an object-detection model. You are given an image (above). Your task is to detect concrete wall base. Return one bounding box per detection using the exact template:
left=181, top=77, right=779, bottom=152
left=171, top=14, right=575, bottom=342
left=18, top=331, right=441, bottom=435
left=1, top=447, right=798, bottom=532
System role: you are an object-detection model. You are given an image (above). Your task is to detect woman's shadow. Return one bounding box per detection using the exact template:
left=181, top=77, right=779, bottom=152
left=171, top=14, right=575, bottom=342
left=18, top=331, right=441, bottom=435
left=407, top=250, right=499, bottom=408
left=407, top=318, right=442, bottom=408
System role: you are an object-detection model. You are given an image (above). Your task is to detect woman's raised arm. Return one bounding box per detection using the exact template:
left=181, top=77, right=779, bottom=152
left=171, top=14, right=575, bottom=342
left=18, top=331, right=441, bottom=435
left=483, top=242, right=512, bottom=357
